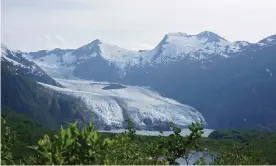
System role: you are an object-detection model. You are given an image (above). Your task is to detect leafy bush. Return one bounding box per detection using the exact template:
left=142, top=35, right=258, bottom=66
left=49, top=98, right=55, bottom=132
left=26, top=122, right=112, bottom=165
left=160, top=122, right=204, bottom=165
left=1, top=116, right=271, bottom=165
left=24, top=120, right=204, bottom=165
left=1, top=117, right=16, bottom=165
left=210, top=143, right=267, bottom=165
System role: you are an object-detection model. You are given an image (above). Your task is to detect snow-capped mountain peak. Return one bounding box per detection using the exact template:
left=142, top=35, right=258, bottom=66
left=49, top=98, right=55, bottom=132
left=74, top=39, right=140, bottom=67
left=144, top=31, right=233, bottom=63
left=166, top=32, right=190, bottom=37
left=20, top=32, right=276, bottom=80
left=258, top=34, right=276, bottom=46
left=80, top=39, right=101, bottom=50
left=1, top=44, right=23, bottom=65
left=164, top=31, right=227, bottom=43
left=73, top=39, right=102, bottom=59
left=92, top=38, right=101, bottom=43
left=197, top=31, right=228, bottom=43
left=1, top=44, right=62, bottom=86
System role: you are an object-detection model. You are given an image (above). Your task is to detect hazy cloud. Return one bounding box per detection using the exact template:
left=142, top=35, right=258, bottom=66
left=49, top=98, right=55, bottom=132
left=2, top=0, right=276, bottom=51
left=55, top=35, right=67, bottom=44
left=42, top=35, right=52, bottom=42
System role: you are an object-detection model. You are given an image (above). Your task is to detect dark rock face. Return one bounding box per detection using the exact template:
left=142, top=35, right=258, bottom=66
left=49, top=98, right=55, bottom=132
left=2, top=49, right=62, bottom=87
left=122, top=45, right=276, bottom=130
left=102, top=84, right=126, bottom=90
left=1, top=61, right=83, bottom=128
left=73, top=55, right=121, bottom=82
left=1, top=48, right=88, bottom=128
left=70, top=41, right=276, bottom=131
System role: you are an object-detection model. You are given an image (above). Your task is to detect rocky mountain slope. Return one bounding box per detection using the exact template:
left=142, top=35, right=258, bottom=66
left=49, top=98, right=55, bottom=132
left=20, top=32, right=276, bottom=130
left=21, top=32, right=275, bottom=81
left=1, top=45, right=86, bottom=127
left=2, top=45, right=205, bottom=130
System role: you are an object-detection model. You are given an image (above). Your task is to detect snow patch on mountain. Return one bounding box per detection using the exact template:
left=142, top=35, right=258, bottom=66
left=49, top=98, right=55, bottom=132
left=38, top=79, right=206, bottom=129
left=77, top=39, right=142, bottom=68
left=142, top=32, right=251, bottom=64
left=21, top=32, right=276, bottom=79
left=22, top=40, right=144, bottom=78
left=1, top=44, right=43, bottom=74
left=22, top=50, right=77, bottom=79
left=258, top=35, right=276, bottom=46
left=2, top=53, right=24, bottom=67
left=1, top=44, right=26, bottom=68
left=1, top=45, right=64, bottom=87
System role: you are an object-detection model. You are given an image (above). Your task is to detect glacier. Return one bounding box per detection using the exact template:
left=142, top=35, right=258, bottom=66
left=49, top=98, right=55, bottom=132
left=38, top=78, right=206, bottom=130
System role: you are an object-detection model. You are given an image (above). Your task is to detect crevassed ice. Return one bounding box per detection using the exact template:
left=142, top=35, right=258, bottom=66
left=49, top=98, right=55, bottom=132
left=38, top=79, right=206, bottom=128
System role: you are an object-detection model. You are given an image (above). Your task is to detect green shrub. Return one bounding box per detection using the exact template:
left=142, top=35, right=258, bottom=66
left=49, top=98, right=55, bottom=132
left=1, top=117, right=16, bottom=165
left=1, top=116, right=271, bottom=165
left=210, top=143, right=267, bottom=165
left=26, top=122, right=112, bottom=165
left=24, top=120, right=204, bottom=165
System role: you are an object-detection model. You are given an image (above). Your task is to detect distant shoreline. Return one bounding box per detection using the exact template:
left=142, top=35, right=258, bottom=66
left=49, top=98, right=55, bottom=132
left=99, top=128, right=214, bottom=137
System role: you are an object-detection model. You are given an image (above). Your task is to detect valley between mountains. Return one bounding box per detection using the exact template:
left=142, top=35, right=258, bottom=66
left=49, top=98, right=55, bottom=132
left=2, top=31, right=276, bottom=131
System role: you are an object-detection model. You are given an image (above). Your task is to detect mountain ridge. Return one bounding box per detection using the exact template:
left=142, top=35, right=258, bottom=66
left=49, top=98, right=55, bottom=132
left=20, top=31, right=276, bottom=72
left=2, top=31, right=276, bottom=131
left=1, top=45, right=206, bottom=130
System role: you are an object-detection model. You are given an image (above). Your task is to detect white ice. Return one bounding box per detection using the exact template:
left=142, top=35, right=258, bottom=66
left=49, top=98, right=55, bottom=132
left=38, top=78, right=206, bottom=129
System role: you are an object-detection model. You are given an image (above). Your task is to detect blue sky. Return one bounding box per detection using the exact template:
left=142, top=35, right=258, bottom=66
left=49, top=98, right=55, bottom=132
left=2, top=0, right=276, bottom=51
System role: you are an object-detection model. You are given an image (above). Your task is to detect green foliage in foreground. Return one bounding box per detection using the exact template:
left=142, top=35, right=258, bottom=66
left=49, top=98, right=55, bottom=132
left=1, top=108, right=275, bottom=165
left=2, top=117, right=273, bottom=165
left=1, top=117, right=16, bottom=165
left=1, top=106, right=54, bottom=163
left=208, top=129, right=276, bottom=164
left=210, top=143, right=266, bottom=165
left=20, top=121, right=205, bottom=165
